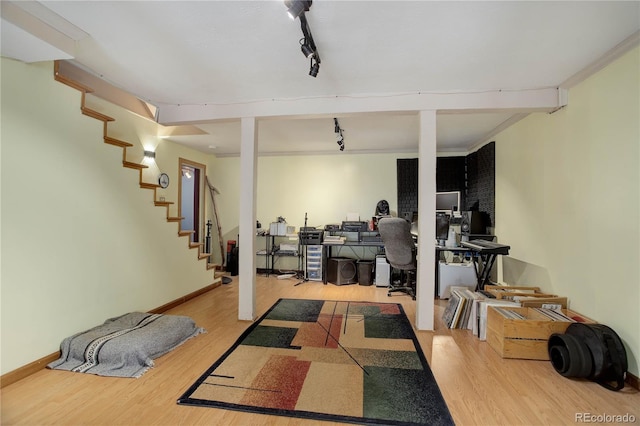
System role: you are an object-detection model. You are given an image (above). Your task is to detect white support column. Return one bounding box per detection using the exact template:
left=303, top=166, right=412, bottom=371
left=238, top=117, right=257, bottom=321
left=416, top=110, right=437, bottom=330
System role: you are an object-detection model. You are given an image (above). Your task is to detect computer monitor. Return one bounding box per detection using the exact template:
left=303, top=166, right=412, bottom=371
left=436, top=213, right=450, bottom=242
left=436, top=191, right=461, bottom=213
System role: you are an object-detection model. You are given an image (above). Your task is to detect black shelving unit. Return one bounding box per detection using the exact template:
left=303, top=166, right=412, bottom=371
left=256, top=234, right=302, bottom=276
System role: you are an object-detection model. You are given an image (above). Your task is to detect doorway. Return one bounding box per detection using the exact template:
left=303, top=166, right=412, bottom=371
left=179, top=158, right=206, bottom=244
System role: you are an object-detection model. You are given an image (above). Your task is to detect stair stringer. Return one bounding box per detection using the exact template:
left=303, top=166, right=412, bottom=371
left=52, top=61, right=223, bottom=283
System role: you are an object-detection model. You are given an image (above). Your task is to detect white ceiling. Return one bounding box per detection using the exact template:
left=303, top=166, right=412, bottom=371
left=2, top=1, right=639, bottom=156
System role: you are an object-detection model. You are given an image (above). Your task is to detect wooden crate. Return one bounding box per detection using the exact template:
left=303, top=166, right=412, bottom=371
left=486, top=306, right=593, bottom=360
left=484, top=285, right=557, bottom=300
left=519, top=297, right=568, bottom=309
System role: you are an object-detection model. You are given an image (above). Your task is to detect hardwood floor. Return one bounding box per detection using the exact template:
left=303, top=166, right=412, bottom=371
left=2, top=276, right=638, bottom=425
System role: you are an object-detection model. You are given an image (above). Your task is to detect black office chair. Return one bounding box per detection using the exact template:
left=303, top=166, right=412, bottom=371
left=378, top=217, right=416, bottom=300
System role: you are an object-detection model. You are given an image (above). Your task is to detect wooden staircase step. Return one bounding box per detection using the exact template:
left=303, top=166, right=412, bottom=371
left=104, top=136, right=133, bottom=148
left=81, top=106, right=114, bottom=122
left=140, top=182, right=160, bottom=189
left=178, top=230, right=195, bottom=236
left=154, top=201, right=173, bottom=206
left=54, top=74, right=94, bottom=93
left=189, top=242, right=203, bottom=248
left=167, top=217, right=184, bottom=222
left=123, top=161, right=148, bottom=170
left=199, top=253, right=211, bottom=260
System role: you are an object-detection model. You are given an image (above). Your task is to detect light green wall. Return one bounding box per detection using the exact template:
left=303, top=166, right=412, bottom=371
left=82, top=95, right=215, bottom=228
left=212, top=153, right=417, bottom=232
left=210, top=153, right=416, bottom=270
left=0, top=59, right=218, bottom=374
left=255, top=153, right=414, bottom=228
left=494, top=47, right=639, bottom=376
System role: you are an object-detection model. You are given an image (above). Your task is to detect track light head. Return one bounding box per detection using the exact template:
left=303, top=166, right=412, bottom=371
left=309, top=59, right=320, bottom=77
left=285, top=0, right=312, bottom=20
left=300, top=39, right=315, bottom=58
left=333, top=118, right=345, bottom=151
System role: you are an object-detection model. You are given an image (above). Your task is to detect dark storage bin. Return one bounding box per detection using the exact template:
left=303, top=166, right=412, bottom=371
left=357, top=260, right=374, bottom=286
left=228, top=247, right=239, bottom=276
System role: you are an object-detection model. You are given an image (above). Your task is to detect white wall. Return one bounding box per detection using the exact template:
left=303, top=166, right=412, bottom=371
left=494, top=47, right=639, bottom=376
left=0, top=59, right=218, bottom=374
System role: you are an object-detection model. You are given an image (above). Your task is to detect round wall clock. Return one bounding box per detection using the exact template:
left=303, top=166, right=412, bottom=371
left=158, top=173, right=170, bottom=188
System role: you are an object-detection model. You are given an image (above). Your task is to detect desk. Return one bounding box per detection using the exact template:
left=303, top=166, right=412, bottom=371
left=322, top=240, right=470, bottom=289
left=322, top=241, right=385, bottom=284
left=319, top=233, right=507, bottom=292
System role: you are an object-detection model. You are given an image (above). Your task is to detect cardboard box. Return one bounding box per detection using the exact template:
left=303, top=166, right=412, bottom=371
left=486, top=306, right=594, bottom=360
left=269, top=222, right=295, bottom=236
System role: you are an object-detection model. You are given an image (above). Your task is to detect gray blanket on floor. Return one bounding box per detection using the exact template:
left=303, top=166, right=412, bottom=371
left=48, top=312, right=204, bottom=378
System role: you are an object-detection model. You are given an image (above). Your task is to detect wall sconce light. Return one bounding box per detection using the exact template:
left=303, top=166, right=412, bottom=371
left=143, top=150, right=156, bottom=159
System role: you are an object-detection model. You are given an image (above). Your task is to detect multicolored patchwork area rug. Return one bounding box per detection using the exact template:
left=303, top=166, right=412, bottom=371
left=178, top=298, right=454, bottom=425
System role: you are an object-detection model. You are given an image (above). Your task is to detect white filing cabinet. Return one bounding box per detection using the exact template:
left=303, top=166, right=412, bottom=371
left=305, top=245, right=323, bottom=281
left=438, top=261, right=477, bottom=298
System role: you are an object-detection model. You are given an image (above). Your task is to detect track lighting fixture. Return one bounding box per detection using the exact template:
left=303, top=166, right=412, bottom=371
left=285, top=0, right=321, bottom=77
left=309, top=58, right=320, bottom=77
left=334, top=118, right=345, bottom=152
left=300, top=38, right=315, bottom=58
left=285, top=0, right=311, bottom=20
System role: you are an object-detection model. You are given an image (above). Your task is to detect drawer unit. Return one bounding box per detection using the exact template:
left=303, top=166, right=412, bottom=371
left=305, top=245, right=323, bottom=281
